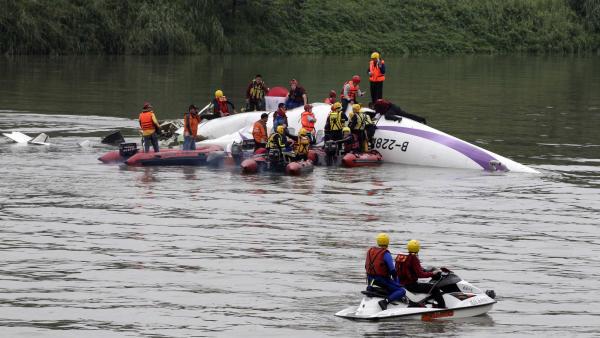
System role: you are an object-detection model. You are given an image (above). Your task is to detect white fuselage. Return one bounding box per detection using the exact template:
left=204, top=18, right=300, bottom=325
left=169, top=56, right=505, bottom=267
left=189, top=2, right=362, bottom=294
left=194, top=103, right=538, bottom=173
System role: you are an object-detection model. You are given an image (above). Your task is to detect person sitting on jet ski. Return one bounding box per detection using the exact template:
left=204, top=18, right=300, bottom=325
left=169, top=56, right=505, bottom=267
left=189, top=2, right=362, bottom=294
left=373, top=99, right=427, bottom=125
left=365, top=233, right=407, bottom=311
left=395, top=239, right=446, bottom=308
left=339, top=127, right=359, bottom=155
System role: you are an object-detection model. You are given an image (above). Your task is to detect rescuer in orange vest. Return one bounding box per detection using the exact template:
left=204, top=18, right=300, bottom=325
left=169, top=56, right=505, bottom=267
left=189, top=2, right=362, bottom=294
left=368, top=52, right=386, bottom=107
left=341, top=75, right=363, bottom=115
left=365, top=233, right=406, bottom=310
left=138, top=102, right=161, bottom=153
left=300, top=104, right=317, bottom=144
left=252, top=113, right=269, bottom=151
left=183, top=104, right=201, bottom=150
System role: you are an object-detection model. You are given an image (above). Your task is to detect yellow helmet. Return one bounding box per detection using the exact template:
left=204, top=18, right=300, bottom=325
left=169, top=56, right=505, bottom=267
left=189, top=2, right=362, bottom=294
left=332, top=102, right=342, bottom=111
left=215, top=90, right=224, bottom=98
left=276, top=125, right=285, bottom=134
left=299, top=128, right=307, bottom=136
left=342, top=127, right=351, bottom=133
left=371, top=52, right=380, bottom=59
left=407, top=239, right=420, bottom=253
left=376, top=233, right=390, bottom=247
left=352, top=104, right=361, bottom=113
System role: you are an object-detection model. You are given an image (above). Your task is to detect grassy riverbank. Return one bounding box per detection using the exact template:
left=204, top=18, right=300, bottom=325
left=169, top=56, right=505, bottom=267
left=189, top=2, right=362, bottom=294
left=1, top=0, right=599, bottom=55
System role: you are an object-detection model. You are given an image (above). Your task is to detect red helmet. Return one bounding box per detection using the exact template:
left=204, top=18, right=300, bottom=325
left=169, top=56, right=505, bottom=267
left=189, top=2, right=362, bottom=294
left=304, top=104, right=313, bottom=111
left=329, top=90, right=337, bottom=98
left=352, top=75, right=361, bottom=84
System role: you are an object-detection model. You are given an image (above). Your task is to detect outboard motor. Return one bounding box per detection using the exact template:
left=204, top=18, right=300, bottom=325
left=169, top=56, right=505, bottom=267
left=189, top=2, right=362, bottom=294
left=268, top=148, right=282, bottom=165
left=231, top=141, right=244, bottom=165
left=119, top=143, right=138, bottom=158
left=324, top=140, right=339, bottom=166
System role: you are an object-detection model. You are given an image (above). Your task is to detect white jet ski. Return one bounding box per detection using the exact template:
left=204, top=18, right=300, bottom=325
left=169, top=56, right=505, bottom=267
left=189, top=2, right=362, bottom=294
left=2, top=131, right=51, bottom=145
left=336, top=269, right=497, bottom=321
left=192, top=103, right=538, bottom=173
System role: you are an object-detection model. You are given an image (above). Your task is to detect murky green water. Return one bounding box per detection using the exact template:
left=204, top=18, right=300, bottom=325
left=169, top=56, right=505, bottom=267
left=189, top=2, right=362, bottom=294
left=0, top=55, right=599, bottom=337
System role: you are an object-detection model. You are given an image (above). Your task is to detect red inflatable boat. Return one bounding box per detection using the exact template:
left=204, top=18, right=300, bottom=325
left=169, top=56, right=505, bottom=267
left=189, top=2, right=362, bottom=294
left=342, top=150, right=383, bottom=167
left=286, top=160, right=314, bottom=176
left=240, top=153, right=314, bottom=176
left=98, top=144, right=223, bottom=165
left=125, top=145, right=224, bottom=166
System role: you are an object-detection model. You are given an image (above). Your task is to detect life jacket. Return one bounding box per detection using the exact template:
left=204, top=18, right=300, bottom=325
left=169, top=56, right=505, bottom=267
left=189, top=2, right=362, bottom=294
left=139, top=111, right=156, bottom=132
left=395, top=253, right=417, bottom=285
left=252, top=120, right=268, bottom=143
left=249, top=81, right=266, bottom=100
left=352, top=112, right=367, bottom=131
left=295, top=135, right=310, bottom=155
left=184, top=112, right=200, bottom=136
left=365, top=247, right=390, bottom=277
left=328, top=110, right=344, bottom=131
left=301, top=111, right=316, bottom=132
left=341, top=80, right=359, bottom=100
left=217, top=97, right=230, bottom=116
left=369, top=59, right=385, bottom=82
left=267, top=133, right=285, bottom=150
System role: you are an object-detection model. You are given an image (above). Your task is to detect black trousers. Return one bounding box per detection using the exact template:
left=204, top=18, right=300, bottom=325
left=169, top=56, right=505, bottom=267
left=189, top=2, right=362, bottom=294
left=143, top=132, right=159, bottom=153
left=370, top=81, right=384, bottom=104
left=405, top=282, right=446, bottom=308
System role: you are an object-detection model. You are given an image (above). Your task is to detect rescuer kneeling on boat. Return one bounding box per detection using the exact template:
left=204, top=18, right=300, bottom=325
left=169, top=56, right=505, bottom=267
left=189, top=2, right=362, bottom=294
left=267, top=125, right=293, bottom=163
left=348, top=104, right=368, bottom=152
left=294, top=128, right=310, bottom=161
left=138, top=102, right=161, bottom=153
left=339, top=127, right=359, bottom=154
left=395, top=239, right=446, bottom=308
left=324, top=102, right=347, bottom=141
left=366, top=233, right=407, bottom=310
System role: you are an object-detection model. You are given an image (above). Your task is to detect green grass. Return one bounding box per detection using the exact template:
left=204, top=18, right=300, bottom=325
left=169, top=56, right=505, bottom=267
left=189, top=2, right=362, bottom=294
left=1, top=0, right=599, bottom=55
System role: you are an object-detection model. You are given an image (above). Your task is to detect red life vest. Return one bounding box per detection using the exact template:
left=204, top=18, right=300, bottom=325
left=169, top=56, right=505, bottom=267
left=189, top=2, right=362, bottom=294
left=365, top=247, right=390, bottom=277
left=369, top=59, right=385, bottom=82
left=395, top=253, right=416, bottom=285
left=139, top=111, right=156, bottom=131
left=217, top=97, right=230, bottom=116
left=341, top=80, right=359, bottom=100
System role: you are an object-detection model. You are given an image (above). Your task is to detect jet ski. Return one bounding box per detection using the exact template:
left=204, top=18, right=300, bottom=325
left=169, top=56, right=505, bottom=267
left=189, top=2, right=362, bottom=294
left=192, top=103, right=539, bottom=173
left=335, top=269, right=496, bottom=321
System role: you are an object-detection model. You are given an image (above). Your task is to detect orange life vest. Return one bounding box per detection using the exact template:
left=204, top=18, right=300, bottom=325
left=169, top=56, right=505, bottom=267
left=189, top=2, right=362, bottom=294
left=341, top=80, right=359, bottom=100
left=184, top=112, right=201, bottom=136
left=365, top=247, right=390, bottom=277
left=139, top=111, right=156, bottom=132
left=369, top=59, right=385, bottom=82
left=252, top=120, right=268, bottom=143
left=301, top=111, right=316, bottom=132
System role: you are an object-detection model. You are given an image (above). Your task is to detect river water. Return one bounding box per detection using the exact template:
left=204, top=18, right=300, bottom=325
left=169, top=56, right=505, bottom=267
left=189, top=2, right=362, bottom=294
left=0, top=55, right=599, bottom=337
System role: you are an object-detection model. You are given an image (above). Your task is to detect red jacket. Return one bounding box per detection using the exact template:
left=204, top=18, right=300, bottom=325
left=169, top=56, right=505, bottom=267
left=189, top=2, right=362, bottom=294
left=395, top=253, right=434, bottom=285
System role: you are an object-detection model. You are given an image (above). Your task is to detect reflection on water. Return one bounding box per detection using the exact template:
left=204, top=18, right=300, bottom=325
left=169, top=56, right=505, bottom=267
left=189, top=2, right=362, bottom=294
left=0, top=55, right=599, bottom=337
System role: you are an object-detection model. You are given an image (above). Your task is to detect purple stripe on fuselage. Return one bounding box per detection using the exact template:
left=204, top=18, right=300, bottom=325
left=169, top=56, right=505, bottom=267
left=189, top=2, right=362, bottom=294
left=377, top=126, right=497, bottom=170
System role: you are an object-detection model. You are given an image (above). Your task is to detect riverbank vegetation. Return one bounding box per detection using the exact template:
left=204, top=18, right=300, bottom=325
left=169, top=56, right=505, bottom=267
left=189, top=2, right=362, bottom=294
left=1, top=0, right=599, bottom=55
